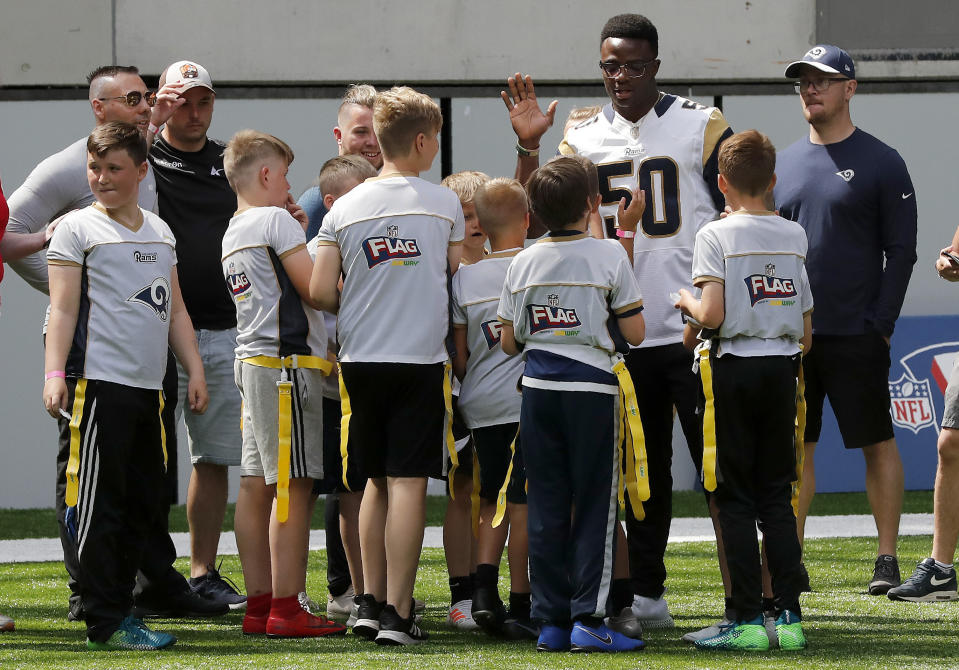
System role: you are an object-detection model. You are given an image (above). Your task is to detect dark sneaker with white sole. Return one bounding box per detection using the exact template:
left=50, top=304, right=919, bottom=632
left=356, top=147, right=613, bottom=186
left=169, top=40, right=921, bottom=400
left=351, top=594, right=384, bottom=640
left=375, top=604, right=428, bottom=645
left=887, top=558, right=959, bottom=602
left=189, top=564, right=247, bottom=611
left=869, top=554, right=901, bottom=595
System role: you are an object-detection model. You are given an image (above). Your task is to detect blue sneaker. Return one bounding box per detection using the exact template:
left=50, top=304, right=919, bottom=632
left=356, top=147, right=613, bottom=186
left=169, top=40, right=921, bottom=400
left=570, top=622, right=645, bottom=653
left=87, top=616, right=176, bottom=651
left=536, top=623, right=571, bottom=652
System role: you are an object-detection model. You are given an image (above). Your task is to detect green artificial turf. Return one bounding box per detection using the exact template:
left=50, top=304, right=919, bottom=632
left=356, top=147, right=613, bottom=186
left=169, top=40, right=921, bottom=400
left=0, top=536, right=956, bottom=669
left=0, top=490, right=935, bottom=541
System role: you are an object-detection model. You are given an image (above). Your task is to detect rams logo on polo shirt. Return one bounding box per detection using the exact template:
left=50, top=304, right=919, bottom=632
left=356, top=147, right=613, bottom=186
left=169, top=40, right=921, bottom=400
left=128, top=277, right=171, bottom=321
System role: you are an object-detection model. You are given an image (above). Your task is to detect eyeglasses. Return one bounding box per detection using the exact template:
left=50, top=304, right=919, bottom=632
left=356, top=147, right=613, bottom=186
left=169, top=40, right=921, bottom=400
left=599, top=59, right=658, bottom=79
left=97, top=90, right=157, bottom=107
left=793, top=77, right=847, bottom=94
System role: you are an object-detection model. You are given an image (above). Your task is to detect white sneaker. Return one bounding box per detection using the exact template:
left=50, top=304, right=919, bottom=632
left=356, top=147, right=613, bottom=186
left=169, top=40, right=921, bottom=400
left=605, top=606, right=643, bottom=639
left=327, top=585, right=356, bottom=620
left=0, top=613, right=13, bottom=632
left=681, top=617, right=732, bottom=643
left=447, top=599, right=480, bottom=631
left=346, top=602, right=359, bottom=628
left=631, top=591, right=675, bottom=629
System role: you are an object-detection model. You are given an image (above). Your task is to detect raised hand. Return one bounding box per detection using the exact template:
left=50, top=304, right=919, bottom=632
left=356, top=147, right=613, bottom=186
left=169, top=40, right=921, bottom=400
left=501, top=73, right=558, bottom=147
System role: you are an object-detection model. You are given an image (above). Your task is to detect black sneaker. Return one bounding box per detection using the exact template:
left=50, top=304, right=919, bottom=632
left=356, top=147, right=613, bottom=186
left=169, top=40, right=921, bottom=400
left=888, top=558, right=959, bottom=602
left=190, top=564, right=247, bottom=611
left=132, top=586, right=229, bottom=619
left=351, top=594, right=384, bottom=640
left=471, top=584, right=507, bottom=634
left=869, top=554, right=901, bottom=595
left=502, top=616, right=539, bottom=640
left=375, top=604, right=428, bottom=646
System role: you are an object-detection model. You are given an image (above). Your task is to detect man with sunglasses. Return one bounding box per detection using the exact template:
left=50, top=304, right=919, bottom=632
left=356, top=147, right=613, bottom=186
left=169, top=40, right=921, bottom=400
left=502, top=13, right=733, bottom=634
left=775, top=45, right=918, bottom=596
left=5, top=64, right=227, bottom=622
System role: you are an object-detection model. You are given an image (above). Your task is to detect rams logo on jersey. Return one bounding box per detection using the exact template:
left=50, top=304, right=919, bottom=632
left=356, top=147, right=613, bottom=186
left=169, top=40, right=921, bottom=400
left=133, top=250, right=157, bottom=263
left=527, top=297, right=582, bottom=335
left=481, top=319, right=503, bottom=349
left=744, top=271, right=797, bottom=307
left=226, top=262, right=253, bottom=300
left=128, top=277, right=170, bottom=321
left=363, top=236, right=421, bottom=267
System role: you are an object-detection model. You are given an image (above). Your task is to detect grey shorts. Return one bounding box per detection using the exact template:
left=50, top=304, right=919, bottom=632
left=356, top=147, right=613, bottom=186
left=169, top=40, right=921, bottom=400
left=942, top=355, right=959, bottom=429
left=176, top=328, right=242, bottom=466
left=235, top=359, right=324, bottom=484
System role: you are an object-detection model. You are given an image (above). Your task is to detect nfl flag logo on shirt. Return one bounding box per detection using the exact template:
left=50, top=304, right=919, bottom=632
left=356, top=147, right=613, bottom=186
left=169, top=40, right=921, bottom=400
left=888, top=374, right=937, bottom=434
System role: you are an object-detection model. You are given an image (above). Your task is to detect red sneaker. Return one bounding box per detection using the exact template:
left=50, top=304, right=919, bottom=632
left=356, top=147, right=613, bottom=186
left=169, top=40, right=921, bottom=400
left=266, top=608, right=348, bottom=638
left=242, top=612, right=268, bottom=635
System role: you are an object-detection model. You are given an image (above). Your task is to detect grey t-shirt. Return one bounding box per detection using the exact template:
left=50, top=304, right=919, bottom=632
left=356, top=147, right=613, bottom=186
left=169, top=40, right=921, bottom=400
left=6, top=137, right=159, bottom=293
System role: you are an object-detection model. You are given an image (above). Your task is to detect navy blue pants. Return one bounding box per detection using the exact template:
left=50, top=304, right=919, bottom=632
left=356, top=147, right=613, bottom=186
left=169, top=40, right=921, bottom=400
left=521, top=386, right=619, bottom=624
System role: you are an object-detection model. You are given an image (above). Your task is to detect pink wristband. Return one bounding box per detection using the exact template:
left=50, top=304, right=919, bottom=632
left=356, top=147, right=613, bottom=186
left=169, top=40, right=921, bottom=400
left=616, top=229, right=636, bottom=239
left=45, top=370, right=66, bottom=380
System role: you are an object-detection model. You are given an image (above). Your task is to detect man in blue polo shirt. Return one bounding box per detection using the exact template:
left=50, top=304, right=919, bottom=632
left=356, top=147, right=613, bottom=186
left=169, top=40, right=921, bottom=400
left=775, top=44, right=918, bottom=596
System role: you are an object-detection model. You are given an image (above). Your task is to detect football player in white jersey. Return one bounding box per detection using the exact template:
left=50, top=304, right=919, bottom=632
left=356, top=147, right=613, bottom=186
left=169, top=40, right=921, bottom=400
left=502, top=13, right=734, bottom=634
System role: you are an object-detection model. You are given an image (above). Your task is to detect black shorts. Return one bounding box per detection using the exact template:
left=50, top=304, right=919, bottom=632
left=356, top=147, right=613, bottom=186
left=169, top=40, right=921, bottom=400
left=339, top=362, right=445, bottom=478
left=312, top=396, right=367, bottom=495
left=472, top=422, right=526, bottom=504
left=803, top=331, right=894, bottom=449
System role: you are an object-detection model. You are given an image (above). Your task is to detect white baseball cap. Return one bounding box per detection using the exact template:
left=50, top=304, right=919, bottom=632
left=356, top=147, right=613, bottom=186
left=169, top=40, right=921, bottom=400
left=164, top=60, right=215, bottom=94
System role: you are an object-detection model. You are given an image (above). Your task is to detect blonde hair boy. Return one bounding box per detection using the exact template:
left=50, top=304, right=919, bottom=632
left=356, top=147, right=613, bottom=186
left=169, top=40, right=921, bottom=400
left=373, top=86, right=443, bottom=160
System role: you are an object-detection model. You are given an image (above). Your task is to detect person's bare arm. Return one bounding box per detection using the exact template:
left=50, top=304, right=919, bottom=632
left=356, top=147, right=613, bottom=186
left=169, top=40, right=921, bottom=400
left=500, top=322, right=519, bottom=356
left=452, top=326, right=469, bottom=381
left=42, top=264, right=82, bottom=418
left=615, top=187, right=645, bottom=264
left=617, top=312, right=645, bottom=347
left=309, top=244, right=343, bottom=313
left=281, top=246, right=324, bottom=311
left=501, top=73, right=557, bottom=186
left=676, top=281, right=725, bottom=329
left=447, top=244, right=463, bottom=275
left=168, top=268, right=208, bottom=414
left=800, top=312, right=813, bottom=354
left=682, top=322, right=701, bottom=351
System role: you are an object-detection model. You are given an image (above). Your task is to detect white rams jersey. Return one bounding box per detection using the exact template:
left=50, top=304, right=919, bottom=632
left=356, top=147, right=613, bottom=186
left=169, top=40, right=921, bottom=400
left=692, top=212, right=813, bottom=358
left=316, top=175, right=465, bottom=364
left=47, top=205, right=176, bottom=390
left=222, top=206, right=326, bottom=360
left=560, top=97, right=732, bottom=348
left=451, top=249, right=524, bottom=429
left=498, top=232, right=643, bottom=373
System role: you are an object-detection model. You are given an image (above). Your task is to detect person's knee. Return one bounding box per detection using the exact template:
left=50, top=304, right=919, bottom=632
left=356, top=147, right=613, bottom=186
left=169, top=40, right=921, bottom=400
left=937, top=428, right=959, bottom=465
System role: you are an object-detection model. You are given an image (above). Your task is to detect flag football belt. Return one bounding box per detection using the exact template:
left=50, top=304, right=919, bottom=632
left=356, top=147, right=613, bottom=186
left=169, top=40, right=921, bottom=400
left=242, top=354, right=333, bottom=523
left=65, top=379, right=168, bottom=508
left=698, top=343, right=806, bottom=512
left=492, top=355, right=650, bottom=526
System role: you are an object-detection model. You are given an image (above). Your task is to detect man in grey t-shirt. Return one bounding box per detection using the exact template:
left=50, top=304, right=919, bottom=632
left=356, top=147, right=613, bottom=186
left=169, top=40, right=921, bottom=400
left=4, top=65, right=225, bottom=621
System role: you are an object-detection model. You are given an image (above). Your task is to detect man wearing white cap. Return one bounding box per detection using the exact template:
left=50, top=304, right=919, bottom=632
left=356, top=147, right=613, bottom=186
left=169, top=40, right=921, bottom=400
left=775, top=45, right=918, bottom=595
left=149, top=60, right=246, bottom=611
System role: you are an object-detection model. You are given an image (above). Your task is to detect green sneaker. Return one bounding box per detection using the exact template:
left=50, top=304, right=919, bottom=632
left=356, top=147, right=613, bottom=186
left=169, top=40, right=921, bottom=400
left=694, top=616, right=769, bottom=651
left=775, top=610, right=806, bottom=650
left=87, top=616, right=176, bottom=651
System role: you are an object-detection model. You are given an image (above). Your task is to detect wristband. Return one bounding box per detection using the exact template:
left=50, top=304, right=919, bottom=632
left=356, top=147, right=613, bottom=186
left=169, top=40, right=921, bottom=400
left=148, top=123, right=161, bottom=136
left=616, top=229, right=636, bottom=239
left=45, top=370, right=66, bottom=380
left=515, top=142, right=539, bottom=158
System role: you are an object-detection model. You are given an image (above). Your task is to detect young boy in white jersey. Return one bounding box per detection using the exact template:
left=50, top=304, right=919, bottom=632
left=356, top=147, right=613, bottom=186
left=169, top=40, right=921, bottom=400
left=439, top=170, right=489, bottom=631
left=451, top=177, right=537, bottom=639
left=310, top=86, right=465, bottom=646
left=43, top=122, right=209, bottom=651
left=306, top=155, right=377, bottom=622
left=221, top=130, right=346, bottom=639
left=497, top=157, right=646, bottom=653
left=675, top=130, right=811, bottom=651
